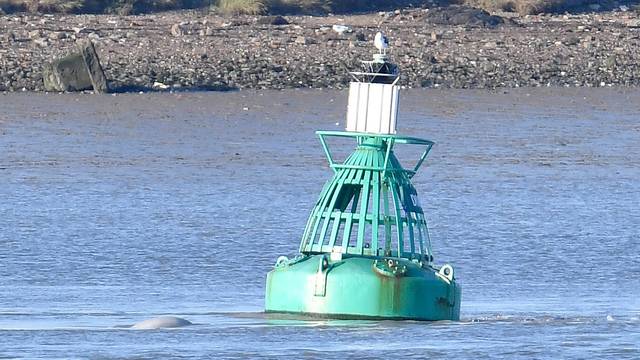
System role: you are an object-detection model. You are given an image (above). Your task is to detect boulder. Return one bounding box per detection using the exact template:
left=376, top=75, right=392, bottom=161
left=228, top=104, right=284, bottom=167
left=257, top=16, right=289, bottom=26
left=42, top=41, right=109, bottom=93
left=170, top=23, right=185, bottom=36
left=425, top=6, right=504, bottom=27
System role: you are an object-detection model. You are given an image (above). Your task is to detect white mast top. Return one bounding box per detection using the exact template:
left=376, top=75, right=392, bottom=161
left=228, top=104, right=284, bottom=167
left=345, top=32, right=399, bottom=135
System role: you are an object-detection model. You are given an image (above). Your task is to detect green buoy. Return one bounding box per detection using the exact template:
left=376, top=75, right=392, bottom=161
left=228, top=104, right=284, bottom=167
left=265, top=37, right=461, bottom=321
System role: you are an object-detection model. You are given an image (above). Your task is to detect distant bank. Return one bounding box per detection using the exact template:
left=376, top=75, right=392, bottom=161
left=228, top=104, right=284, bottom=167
left=1, top=0, right=637, bottom=16
left=1, top=7, right=639, bottom=92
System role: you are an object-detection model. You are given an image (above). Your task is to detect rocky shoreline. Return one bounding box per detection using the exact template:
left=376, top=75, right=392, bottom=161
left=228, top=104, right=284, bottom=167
left=1, top=8, right=640, bottom=92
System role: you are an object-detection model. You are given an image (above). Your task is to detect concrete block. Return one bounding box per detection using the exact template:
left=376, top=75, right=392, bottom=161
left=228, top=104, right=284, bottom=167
left=43, top=41, right=109, bottom=93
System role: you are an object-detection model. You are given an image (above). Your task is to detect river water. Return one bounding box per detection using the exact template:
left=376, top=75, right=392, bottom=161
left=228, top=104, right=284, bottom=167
left=1, top=88, right=639, bottom=359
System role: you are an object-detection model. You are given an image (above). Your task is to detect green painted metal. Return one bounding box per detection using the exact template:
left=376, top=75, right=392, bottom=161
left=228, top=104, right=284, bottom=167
left=265, top=131, right=461, bottom=321
left=302, top=131, right=434, bottom=259
left=266, top=255, right=460, bottom=320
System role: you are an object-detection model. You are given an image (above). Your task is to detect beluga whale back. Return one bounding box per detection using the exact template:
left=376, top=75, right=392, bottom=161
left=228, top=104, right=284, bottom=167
left=131, top=316, right=193, bottom=330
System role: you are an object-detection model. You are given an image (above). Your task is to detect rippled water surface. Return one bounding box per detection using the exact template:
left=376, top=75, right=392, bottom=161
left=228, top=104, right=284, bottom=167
left=1, top=89, right=639, bottom=359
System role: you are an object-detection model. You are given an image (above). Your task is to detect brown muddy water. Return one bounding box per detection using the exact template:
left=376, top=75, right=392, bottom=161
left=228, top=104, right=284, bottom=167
left=0, top=88, right=639, bottom=359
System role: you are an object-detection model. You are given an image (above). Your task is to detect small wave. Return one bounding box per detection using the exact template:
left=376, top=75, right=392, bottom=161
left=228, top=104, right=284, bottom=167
left=463, top=313, right=638, bottom=325
left=0, top=310, right=129, bottom=317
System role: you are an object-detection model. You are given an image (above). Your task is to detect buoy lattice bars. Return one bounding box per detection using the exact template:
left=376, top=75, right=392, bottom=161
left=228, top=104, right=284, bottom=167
left=300, top=131, right=435, bottom=261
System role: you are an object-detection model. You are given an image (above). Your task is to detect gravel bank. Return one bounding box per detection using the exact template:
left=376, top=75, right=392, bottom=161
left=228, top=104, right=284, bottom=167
left=1, top=8, right=640, bottom=91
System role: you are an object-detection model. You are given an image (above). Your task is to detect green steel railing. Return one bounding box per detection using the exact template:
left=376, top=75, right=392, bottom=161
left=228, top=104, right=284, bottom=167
left=300, top=131, right=435, bottom=262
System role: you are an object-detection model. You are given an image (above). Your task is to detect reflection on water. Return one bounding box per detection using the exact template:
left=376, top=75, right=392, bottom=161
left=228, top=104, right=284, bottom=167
left=0, top=89, right=639, bottom=358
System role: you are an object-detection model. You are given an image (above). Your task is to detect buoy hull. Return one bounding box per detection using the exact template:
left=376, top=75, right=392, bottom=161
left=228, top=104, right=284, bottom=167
left=265, top=255, right=461, bottom=321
